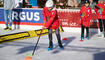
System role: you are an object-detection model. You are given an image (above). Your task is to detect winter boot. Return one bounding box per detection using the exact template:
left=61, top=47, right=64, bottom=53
left=80, top=37, right=84, bottom=40
left=4, top=27, right=9, bottom=30
left=98, top=32, right=104, bottom=37
left=58, top=43, right=64, bottom=50
left=86, top=36, right=89, bottom=40
left=47, top=42, right=53, bottom=51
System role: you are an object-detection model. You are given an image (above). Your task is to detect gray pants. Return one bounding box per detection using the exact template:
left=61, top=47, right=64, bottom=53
left=48, top=28, right=62, bottom=47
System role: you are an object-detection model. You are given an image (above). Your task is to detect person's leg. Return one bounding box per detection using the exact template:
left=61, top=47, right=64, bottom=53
left=98, top=19, right=104, bottom=37
left=8, top=10, right=12, bottom=30
left=86, top=27, right=89, bottom=39
left=48, top=29, right=53, bottom=49
left=4, top=10, right=9, bottom=30
left=81, top=25, right=84, bottom=39
left=55, top=28, right=64, bottom=48
left=98, top=19, right=103, bottom=32
left=103, top=20, right=105, bottom=37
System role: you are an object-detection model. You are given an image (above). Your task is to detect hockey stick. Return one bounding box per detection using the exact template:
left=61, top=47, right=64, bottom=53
left=32, top=29, right=43, bottom=56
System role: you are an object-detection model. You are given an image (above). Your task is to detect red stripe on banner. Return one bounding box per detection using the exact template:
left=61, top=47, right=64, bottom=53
left=0, top=21, right=5, bottom=24
left=0, top=21, right=43, bottom=26
left=13, top=22, right=43, bottom=26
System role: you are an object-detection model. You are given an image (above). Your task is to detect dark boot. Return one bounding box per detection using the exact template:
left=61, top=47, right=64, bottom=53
left=4, top=27, right=9, bottom=30
left=47, top=41, right=53, bottom=51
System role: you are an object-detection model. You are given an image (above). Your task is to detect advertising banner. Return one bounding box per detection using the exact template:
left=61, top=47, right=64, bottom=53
left=0, top=8, right=44, bottom=25
left=57, top=10, right=99, bottom=28
left=0, top=8, right=99, bottom=28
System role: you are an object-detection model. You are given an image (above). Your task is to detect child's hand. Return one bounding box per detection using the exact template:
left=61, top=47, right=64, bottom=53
left=98, top=9, right=102, bottom=14
left=9, top=8, right=12, bottom=10
left=101, top=8, right=104, bottom=12
left=81, top=13, right=86, bottom=17
left=42, top=26, right=47, bottom=29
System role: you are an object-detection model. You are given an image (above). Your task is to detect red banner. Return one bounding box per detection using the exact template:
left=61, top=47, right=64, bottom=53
left=57, top=10, right=99, bottom=28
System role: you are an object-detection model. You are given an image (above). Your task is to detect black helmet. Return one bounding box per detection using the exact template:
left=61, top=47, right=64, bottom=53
left=84, top=0, right=90, bottom=4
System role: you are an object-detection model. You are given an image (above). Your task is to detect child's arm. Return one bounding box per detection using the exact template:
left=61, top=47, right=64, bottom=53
left=89, top=8, right=92, bottom=20
left=44, top=10, right=57, bottom=28
left=94, top=4, right=102, bottom=14
left=79, top=7, right=83, bottom=25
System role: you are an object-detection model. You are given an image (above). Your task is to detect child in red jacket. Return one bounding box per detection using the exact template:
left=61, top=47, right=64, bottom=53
left=42, top=0, right=64, bottom=51
left=94, top=0, right=105, bottom=37
left=80, top=0, right=92, bottom=40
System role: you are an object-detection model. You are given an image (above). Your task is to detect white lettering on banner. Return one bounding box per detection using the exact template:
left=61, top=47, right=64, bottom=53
left=12, top=12, right=18, bottom=20
left=19, top=12, right=26, bottom=20
left=12, top=11, right=40, bottom=21
left=62, top=22, right=68, bottom=25
left=27, top=12, right=33, bottom=21
left=34, top=12, right=40, bottom=21
left=69, top=22, right=78, bottom=26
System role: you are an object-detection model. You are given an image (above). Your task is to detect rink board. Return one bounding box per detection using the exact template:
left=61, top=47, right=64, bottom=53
left=0, top=26, right=63, bottom=43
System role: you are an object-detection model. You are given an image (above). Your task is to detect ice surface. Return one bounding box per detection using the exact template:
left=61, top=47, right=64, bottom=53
left=0, top=29, right=105, bottom=60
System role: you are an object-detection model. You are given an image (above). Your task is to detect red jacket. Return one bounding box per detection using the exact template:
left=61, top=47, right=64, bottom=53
left=43, top=7, right=59, bottom=29
left=94, top=2, right=105, bottom=19
left=80, top=6, right=92, bottom=27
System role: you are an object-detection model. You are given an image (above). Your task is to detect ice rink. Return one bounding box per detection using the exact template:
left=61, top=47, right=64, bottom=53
left=0, top=29, right=105, bottom=60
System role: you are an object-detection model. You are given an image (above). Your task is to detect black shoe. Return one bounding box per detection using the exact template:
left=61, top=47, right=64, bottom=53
left=4, top=27, right=9, bottom=30
left=47, top=43, right=53, bottom=51
left=58, top=43, right=64, bottom=49
left=8, top=27, right=12, bottom=30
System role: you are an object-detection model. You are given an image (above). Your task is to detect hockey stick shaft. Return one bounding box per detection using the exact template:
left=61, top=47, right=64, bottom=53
left=32, top=29, right=43, bottom=55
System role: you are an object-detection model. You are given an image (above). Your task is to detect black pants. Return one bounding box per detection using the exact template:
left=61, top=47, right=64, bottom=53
left=81, top=25, right=89, bottom=37
left=48, top=28, right=62, bottom=47
left=98, top=19, right=105, bottom=32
